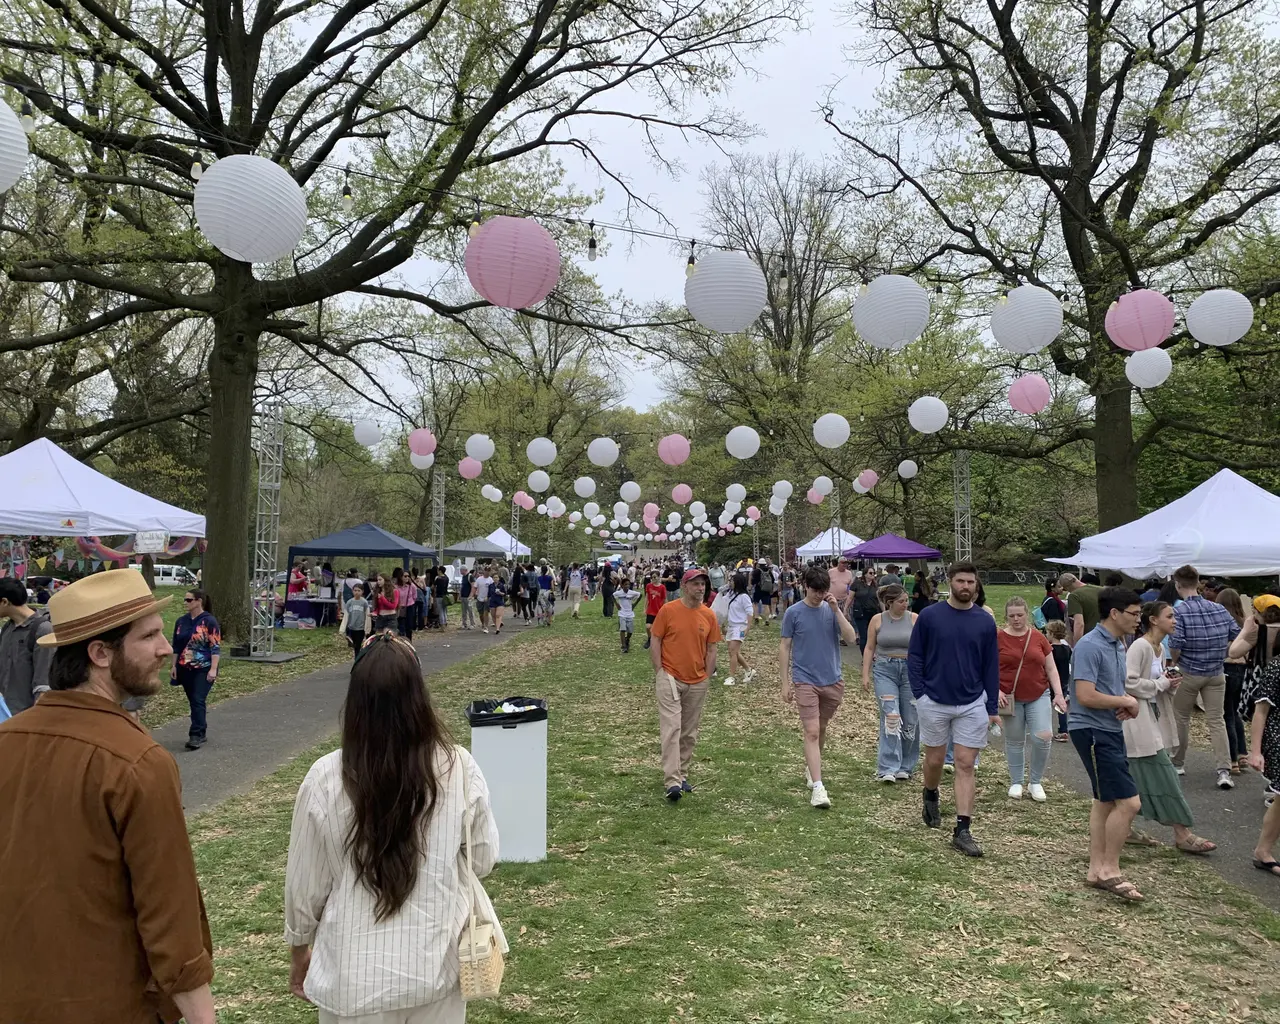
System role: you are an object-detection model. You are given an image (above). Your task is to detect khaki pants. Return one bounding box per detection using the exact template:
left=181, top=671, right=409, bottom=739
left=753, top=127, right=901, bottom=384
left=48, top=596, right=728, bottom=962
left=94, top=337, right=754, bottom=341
left=569, top=587, right=582, bottom=614
left=1171, top=672, right=1231, bottom=771
left=655, top=672, right=710, bottom=789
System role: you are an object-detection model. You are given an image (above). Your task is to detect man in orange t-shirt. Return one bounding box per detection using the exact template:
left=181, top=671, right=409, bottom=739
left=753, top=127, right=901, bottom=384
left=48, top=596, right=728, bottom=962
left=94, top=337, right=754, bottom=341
left=650, top=568, right=722, bottom=801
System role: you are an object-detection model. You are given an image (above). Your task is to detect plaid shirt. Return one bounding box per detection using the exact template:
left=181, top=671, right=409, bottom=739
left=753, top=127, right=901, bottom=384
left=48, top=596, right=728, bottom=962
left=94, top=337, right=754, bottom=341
left=1168, top=595, right=1239, bottom=675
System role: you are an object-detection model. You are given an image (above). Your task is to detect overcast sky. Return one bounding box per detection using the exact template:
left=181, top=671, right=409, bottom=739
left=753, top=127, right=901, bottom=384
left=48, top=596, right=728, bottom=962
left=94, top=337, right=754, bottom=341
left=564, top=2, right=879, bottom=411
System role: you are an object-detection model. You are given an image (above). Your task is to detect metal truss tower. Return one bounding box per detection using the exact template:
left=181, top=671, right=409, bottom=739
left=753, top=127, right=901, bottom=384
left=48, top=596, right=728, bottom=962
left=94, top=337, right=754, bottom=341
left=953, top=449, right=972, bottom=564
left=250, top=402, right=285, bottom=657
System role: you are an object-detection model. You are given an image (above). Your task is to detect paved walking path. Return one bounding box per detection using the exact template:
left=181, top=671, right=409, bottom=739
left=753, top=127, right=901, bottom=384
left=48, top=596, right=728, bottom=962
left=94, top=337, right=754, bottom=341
left=157, top=627, right=516, bottom=816
left=839, top=643, right=1280, bottom=911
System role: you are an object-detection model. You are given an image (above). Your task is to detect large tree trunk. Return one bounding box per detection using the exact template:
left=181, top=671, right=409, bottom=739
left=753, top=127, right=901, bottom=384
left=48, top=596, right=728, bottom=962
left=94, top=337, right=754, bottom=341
left=1092, top=354, right=1139, bottom=531
left=204, top=263, right=261, bottom=645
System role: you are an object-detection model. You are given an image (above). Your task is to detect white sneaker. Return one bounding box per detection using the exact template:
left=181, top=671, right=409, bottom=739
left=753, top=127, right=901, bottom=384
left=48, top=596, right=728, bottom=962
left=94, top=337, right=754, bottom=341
left=1028, top=784, right=1047, bottom=803
left=877, top=773, right=897, bottom=784
left=724, top=676, right=736, bottom=687
left=1175, top=765, right=1186, bottom=776
left=1008, top=784, right=1024, bottom=800
left=943, top=763, right=955, bottom=774
left=743, top=669, right=757, bottom=684
left=894, top=770, right=910, bottom=781
left=1217, top=769, right=1236, bottom=790
left=810, top=782, right=831, bottom=808
left=482, top=628, right=489, bottom=634
left=805, top=764, right=815, bottom=789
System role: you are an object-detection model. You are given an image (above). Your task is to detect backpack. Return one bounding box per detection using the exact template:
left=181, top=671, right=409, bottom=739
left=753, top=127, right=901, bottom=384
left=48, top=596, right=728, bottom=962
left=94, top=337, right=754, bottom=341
left=758, top=570, right=774, bottom=595
left=1032, top=605, right=1047, bottom=630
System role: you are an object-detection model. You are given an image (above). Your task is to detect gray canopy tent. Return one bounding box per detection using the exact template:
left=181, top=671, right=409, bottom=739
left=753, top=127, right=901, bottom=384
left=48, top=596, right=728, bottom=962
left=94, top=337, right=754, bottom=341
left=443, top=536, right=508, bottom=559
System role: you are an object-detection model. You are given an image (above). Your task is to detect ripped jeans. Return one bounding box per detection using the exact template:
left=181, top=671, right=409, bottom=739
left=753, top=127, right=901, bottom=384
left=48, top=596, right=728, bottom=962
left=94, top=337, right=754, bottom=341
left=873, top=657, right=920, bottom=777
left=1005, top=690, right=1053, bottom=787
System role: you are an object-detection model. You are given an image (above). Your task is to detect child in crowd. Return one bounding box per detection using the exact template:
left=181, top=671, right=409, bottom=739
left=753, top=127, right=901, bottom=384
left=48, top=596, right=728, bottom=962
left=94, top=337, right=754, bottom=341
left=644, top=572, right=667, bottom=650
left=615, top=582, right=643, bottom=652
left=344, top=584, right=370, bottom=656
left=1046, top=619, right=1072, bottom=740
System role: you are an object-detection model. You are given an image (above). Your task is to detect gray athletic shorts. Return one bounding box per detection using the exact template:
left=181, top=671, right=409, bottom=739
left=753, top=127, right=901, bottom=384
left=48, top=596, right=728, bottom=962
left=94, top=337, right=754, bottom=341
left=916, top=694, right=990, bottom=750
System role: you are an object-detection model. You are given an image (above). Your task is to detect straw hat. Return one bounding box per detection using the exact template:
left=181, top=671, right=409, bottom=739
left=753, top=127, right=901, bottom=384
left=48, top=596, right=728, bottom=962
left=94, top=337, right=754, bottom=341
left=37, top=569, right=172, bottom=647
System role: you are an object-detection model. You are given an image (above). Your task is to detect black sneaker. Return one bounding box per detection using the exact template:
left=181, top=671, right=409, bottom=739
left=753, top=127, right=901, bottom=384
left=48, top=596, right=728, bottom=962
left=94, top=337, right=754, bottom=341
left=185, top=736, right=206, bottom=750
left=922, top=792, right=941, bottom=828
left=681, top=779, right=694, bottom=794
left=665, top=786, right=682, bottom=803
left=951, top=828, right=983, bottom=857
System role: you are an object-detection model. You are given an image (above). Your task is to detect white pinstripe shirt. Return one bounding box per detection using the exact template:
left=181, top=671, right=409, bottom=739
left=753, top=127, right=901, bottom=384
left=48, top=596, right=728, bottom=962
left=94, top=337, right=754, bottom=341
left=284, top=746, right=500, bottom=1017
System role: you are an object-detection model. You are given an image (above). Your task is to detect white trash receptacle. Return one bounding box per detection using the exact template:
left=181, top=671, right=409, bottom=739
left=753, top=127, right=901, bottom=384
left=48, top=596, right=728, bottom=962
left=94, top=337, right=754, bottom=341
left=468, top=699, right=548, bottom=863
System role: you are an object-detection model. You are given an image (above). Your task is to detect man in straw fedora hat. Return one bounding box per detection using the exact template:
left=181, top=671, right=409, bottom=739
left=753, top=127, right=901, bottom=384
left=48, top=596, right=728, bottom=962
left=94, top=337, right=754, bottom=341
left=0, top=569, right=215, bottom=1024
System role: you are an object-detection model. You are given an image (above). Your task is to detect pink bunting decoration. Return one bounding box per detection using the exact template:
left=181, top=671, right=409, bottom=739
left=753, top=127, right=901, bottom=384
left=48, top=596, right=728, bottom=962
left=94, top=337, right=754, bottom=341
left=464, top=216, right=561, bottom=310
left=1008, top=373, right=1052, bottom=415
left=1104, top=289, right=1174, bottom=352
left=657, top=433, right=691, bottom=466
left=408, top=428, right=437, bottom=456
left=458, top=457, right=483, bottom=479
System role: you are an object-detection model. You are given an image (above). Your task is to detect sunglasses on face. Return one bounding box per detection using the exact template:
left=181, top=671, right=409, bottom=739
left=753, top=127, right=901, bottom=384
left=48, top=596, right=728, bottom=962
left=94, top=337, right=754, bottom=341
left=183, top=597, right=196, bottom=603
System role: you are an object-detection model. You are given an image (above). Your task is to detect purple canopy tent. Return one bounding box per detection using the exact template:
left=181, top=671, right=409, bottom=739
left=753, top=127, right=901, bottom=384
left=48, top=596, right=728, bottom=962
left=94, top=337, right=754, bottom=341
left=843, top=533, right=942, bottom=560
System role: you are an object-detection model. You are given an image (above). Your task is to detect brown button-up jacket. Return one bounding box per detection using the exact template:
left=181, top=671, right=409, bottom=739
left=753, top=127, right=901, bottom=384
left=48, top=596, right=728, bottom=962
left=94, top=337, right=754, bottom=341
left=0, top=690, right=214, bottom=1023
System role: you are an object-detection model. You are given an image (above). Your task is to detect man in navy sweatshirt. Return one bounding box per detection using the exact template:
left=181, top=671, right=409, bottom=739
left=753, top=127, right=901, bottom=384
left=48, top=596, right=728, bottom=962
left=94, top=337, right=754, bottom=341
left=907, top=562, right=1000, bottom=857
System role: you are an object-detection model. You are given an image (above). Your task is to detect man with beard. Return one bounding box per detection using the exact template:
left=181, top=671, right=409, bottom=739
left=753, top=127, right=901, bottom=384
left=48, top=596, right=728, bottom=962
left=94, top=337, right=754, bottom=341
left=0, top=570, right=215, bottom=1024
left=908, top=562, right=1000, bottom=858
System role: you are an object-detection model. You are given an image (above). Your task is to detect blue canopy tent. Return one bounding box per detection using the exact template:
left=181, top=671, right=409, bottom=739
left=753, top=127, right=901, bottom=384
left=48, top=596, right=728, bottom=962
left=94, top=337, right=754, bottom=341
left=287, top=522, right=433, bottom=573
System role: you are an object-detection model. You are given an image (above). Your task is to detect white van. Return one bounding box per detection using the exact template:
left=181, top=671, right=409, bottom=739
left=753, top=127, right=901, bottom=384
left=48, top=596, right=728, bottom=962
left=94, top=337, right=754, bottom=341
left=128, top=563, right=198, bottom=587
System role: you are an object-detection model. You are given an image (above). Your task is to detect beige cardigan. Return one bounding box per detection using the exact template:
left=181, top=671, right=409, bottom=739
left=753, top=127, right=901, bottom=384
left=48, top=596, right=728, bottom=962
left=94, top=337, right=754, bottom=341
left=1123, top=637, right=1177, bottom=758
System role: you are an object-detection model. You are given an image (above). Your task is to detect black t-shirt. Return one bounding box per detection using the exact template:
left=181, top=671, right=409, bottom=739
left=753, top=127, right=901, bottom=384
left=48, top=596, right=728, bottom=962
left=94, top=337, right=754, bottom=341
left=433, top=576, right=448, bottom=597
left=852, top=581, right=881, bottom=615
left=1041, top=596, right=1065, bottom=622
left=663, top=568, right=679, bottom=594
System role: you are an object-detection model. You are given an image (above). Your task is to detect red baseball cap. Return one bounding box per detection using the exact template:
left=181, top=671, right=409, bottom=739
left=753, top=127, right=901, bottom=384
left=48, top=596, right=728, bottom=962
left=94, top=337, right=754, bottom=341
left=681, top=567, right=709, bottom=585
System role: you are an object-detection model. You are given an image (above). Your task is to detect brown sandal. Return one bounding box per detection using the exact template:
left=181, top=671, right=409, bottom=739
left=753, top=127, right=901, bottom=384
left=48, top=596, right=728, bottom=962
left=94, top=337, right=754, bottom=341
left=1176, top=834, right=1217, bottom=855
left=1090, top=876, right=1145, bottom=902
left=1125, top=829, right=1161, bottom=847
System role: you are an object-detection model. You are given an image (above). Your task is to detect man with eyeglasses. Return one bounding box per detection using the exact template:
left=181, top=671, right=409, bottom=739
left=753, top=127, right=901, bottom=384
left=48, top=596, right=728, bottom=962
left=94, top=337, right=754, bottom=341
left=1068, top=587, right=1146, bottom=902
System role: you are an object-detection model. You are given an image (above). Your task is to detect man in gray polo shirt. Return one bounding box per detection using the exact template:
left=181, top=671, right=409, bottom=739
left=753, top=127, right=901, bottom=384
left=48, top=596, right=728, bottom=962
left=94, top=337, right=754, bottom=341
left=0, top=578, right=54, bottom=713
left=1069, top=587, right=1144, bottom=902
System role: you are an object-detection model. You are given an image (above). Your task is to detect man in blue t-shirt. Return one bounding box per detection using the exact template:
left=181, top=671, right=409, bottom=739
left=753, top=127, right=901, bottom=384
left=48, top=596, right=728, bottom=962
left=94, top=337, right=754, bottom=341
left=780, top=564, right=859, bottom=810
left=1069, top=586, right=1145, bottom=901
left=907, top=562, right=999, bottom=858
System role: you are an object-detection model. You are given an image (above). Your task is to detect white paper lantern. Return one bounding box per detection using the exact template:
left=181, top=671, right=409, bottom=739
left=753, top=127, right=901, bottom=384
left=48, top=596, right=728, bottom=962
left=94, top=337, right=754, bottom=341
left=466, top=433, right=495, bottom=461
left=736, top=516, right=746, bottom=526
left=526, top=436, right=558, bottom=466
left=852, top=274, right=931, bottom=350
left=569, top=511, right=582, bottom=523
left=725, top=425, right=761, bottom=460
left=410, top=452, right=435, bottom=470
left=620, top=480, right=642, bottom=502
left=852, top=479, right=869, bottom=494
left=772, top=480, right=793, bottom=499
left=528, top=469, right=550, bottom=493
left=610, top=519, right=620, bottom=529
left=537, top=503, right=548, bottom=515
left=734, top=525, right=743, bottom=533
left=547, top=496, right=565, bottom=513
left=897, top=459, right=919, bottom=480
left=990, top=285, right=1063, bottom=354
left=813, top=475, right=834, bottom=496
left=689, top=501, right=706, bottom=517
left=907, top=396, right=949, bottom=434
left=591, top=514, right=606, bottom=526
left=1125, top=347, right=1173, bottom=388
left=645, top=533, right=654, bottom=541
left=574, top=476, right=596, bottom=498
left=724, top=500, right=741, bottom=514
left=0, top=101, right=29, bottom=194
left=567, top=523, right=576, bottom=531
left=353, top=419, right=381, bottom=446
left=1185, top=289, right=1253, bottom=347
left=487, top=488, right=503, bottom=503
left=587, top=437, right=620, bottom=466
left=725, top=483, right=747, bottom=502
left=480, top=484, right=495, bottom=499
left=813, top=413, right=851, bottom=449
left=684, top=250, right=768, bottom=333
left=584, top=502, right=600, bottom=518
left=193, top=154, right=308, bottom=263
left=684, top=524, right=694, bottom=533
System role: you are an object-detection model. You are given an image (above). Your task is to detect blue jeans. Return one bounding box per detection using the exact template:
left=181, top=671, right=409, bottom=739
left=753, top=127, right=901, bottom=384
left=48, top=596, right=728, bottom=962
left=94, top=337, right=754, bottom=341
left=177, top=666, right=213, bottom=740
left=872, top=657, right=919, bottom=776
left=1006, top=691, right=1053, bottom=786
left=853, top=613, right=874, bottom=654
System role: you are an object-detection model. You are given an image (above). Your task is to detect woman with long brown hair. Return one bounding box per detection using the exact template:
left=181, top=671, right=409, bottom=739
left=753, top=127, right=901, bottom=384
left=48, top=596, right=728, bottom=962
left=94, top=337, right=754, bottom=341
left=1218, top=588, right=1258, bottom=773
left=284, top=634, right=502, bottom=1022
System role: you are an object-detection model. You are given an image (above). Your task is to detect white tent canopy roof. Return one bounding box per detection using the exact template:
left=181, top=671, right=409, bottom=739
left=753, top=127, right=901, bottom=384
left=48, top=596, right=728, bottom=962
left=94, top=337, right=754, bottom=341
left=0, top=437, right=205, bottom=537
left=486, top=526, right=531, bottom=558
left=1047, top=468, right=1280, bottom=577
left=796, top=527, right=864, bottom=559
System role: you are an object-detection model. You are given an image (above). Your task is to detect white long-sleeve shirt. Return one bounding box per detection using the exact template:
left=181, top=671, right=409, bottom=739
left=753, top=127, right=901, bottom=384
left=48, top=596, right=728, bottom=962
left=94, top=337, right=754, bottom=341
left=284, top=745, right=501, bottom=1017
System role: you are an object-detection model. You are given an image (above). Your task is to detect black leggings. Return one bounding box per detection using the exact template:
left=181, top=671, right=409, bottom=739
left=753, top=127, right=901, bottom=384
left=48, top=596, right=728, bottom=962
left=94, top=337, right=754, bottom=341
left=1225, top=663, right=1248, bottom=762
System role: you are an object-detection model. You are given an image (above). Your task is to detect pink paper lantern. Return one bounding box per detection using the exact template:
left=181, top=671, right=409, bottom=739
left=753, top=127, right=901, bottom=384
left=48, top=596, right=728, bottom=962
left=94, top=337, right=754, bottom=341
left=718, top=529, right=726, bottom=536
left=1008, top=373, right=1052, bottom=415
left=522, top=494, right=537, bottom=510
left=513, top=490, right=529, bottom=504
left=464, top=216, right=561, bottom=310
left=657, top=532, right=668, bottom=541
left=806, top=488, right=823, bottom=504
left=672, top=483, right=693, bottom=505
left=1105, top=289, right=1174, bottom=352
left=458, top=457, right=483, bottom=479
left=658, top=433, right=691, bottom=466
left=408, top=428, right=437, bottom=456
left=857, top=469, right=879, bottom=490
left=746, top=506, right=761, bottom=521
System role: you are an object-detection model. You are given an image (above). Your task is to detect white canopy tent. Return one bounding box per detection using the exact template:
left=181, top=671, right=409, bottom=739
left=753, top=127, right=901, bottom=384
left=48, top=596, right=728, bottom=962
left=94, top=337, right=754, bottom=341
left=0, top=437, right=205, bottom=537
left=796, top=527, right=864, bottom=560
left=1047, top=468, right=1280, bottom=577
left=486, top=526, right=531, bottom=558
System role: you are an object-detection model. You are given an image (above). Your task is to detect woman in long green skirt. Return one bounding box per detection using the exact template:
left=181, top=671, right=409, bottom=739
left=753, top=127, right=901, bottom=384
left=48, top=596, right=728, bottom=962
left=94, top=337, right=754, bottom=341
left=1124, top=602, right=1217, bottom=854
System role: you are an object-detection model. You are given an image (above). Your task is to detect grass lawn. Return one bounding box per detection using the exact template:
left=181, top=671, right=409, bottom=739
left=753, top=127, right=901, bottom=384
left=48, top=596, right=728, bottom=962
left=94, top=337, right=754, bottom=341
left=140, top=588, right=351, bottom=728
left=191, top=606, right=1280, bottom=1024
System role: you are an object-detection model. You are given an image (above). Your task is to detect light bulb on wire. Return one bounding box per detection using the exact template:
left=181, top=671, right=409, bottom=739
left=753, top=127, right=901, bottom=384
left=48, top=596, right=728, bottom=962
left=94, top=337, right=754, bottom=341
left=19, top=98, right=34, bottom=134
left=190, top=152, right=204, bottom=180
left=685, top=240, right=697, bottom=279
left=468, top=198, right=482, bottom=239
left=340, top=165, right=354, bottom=214
left=587, top=220, right=598, bottom=262
left=778, top=266, right=789, bottom=297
